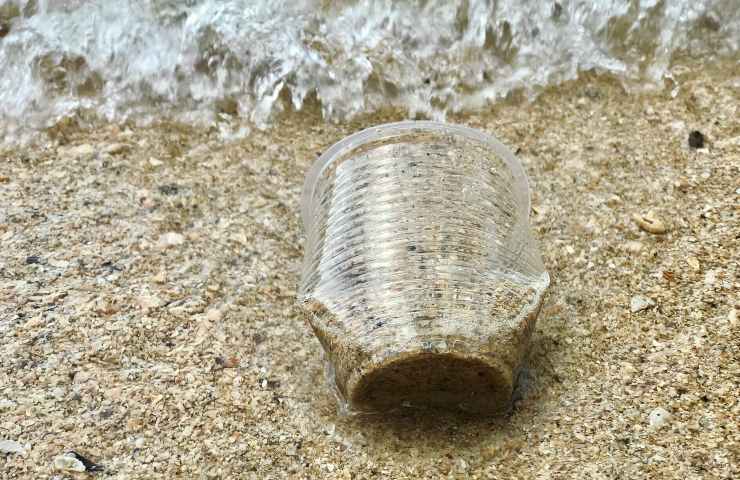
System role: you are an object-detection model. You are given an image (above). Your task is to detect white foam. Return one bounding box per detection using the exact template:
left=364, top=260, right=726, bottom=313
left=0, top=0, right=738, bottom=144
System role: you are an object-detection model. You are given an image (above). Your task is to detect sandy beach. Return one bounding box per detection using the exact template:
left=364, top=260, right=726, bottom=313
left=1, top=59, right=738, bottom=478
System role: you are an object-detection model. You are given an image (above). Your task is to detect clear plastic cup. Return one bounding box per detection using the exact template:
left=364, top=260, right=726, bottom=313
left=299, top=121, right=549, bottom=415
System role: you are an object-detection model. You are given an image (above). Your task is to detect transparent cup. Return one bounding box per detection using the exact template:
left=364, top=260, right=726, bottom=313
left=299, top=121, right=549, bottom=415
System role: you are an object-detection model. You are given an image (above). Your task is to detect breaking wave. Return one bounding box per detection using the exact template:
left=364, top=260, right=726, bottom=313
left=0, top=0, right=738, bottom=142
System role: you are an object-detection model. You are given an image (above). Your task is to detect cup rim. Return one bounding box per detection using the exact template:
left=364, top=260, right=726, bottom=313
left=301, top=120, right=531, bottom=225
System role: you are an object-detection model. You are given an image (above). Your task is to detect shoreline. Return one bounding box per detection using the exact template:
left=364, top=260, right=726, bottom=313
left=1, top=59, right=738, bottom=478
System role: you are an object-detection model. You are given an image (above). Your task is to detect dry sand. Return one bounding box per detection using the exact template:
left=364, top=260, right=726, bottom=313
left=1, top=59, right=738, bottom=478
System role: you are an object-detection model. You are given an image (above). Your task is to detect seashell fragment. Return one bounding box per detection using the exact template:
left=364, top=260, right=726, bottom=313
left=633, top=211, right=667, bottom=234
left=0, top=439, right=27, bottom=455
left=630, top=295, right=656, bottom=313
left=648, top=407, right=671, bottom=428
left=54, top=453, right=86, bottom=472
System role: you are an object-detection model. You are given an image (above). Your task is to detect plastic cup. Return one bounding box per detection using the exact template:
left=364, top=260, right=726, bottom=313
left=299, top=121, right=549, bottom=414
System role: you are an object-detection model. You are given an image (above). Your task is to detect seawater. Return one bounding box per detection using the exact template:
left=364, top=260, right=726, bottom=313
left=0, top=0, right=738, bottom=143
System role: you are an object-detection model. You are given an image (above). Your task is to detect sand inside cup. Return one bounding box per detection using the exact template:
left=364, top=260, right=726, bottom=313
left=303, top=277, right=546, bottom=414
left=300, top=124, right=549, bottom=414
left=303, top=275, right=550, bottom=414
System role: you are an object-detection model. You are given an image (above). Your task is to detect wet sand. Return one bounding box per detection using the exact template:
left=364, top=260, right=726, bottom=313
left=1, top=59, right=738, bottom=478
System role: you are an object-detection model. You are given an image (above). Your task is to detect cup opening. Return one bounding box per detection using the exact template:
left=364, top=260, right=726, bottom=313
left=348, top=351, right=515, bottom=414
left=301, top=121, right=531, bottom=231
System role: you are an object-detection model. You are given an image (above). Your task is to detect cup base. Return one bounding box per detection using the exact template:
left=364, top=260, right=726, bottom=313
left=303, top=287, right=545, bottom=416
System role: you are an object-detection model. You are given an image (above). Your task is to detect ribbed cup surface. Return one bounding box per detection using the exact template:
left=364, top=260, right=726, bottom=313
left=299, top=122, right=549, bottom=414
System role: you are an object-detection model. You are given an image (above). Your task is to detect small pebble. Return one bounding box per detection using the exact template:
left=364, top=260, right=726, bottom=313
left=66, top=450, right=104, bottom=472
left=50, top=386, right=66, bottom=400
left=54, top=453, right=87, bottom=472
left=605, top=195, right=622, bottom=207
left=138, top=294, right=162, bottom=310
left=149, top=157, right=164, bottom=167
left=158, top=184, right=179, bottom=195
left=0, top=175, right=9, bottom=183
left=67, top=144, right=94, bottom=158
left=0, top=399, right=16, bottom=410
left=104, top=143, right=130, bottom=155
left=624, top=241, right=642, bottom=253
left=158, top=232, right=185, bottom=248
left=704, top=270, right=717, bottom=287
left=688, top=130, right=705, bottom=149
left=141, top=196, right=156, bottom=209
left=152, top=271, right=167, bottom=284
left=630, top=295, right=656, bottom=313
left=686, top=256, right=701, bottom=271
left=216, top=355, right=240, bottom=368
left=648, top=407, right=671, bottom=428
left=206, top=309, right=223, bottom=322
left=0, top=439, right=27, bottom=454
left=673, top=177, right=690, bottom=192
left=633, top=212, right=667, bottom=234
